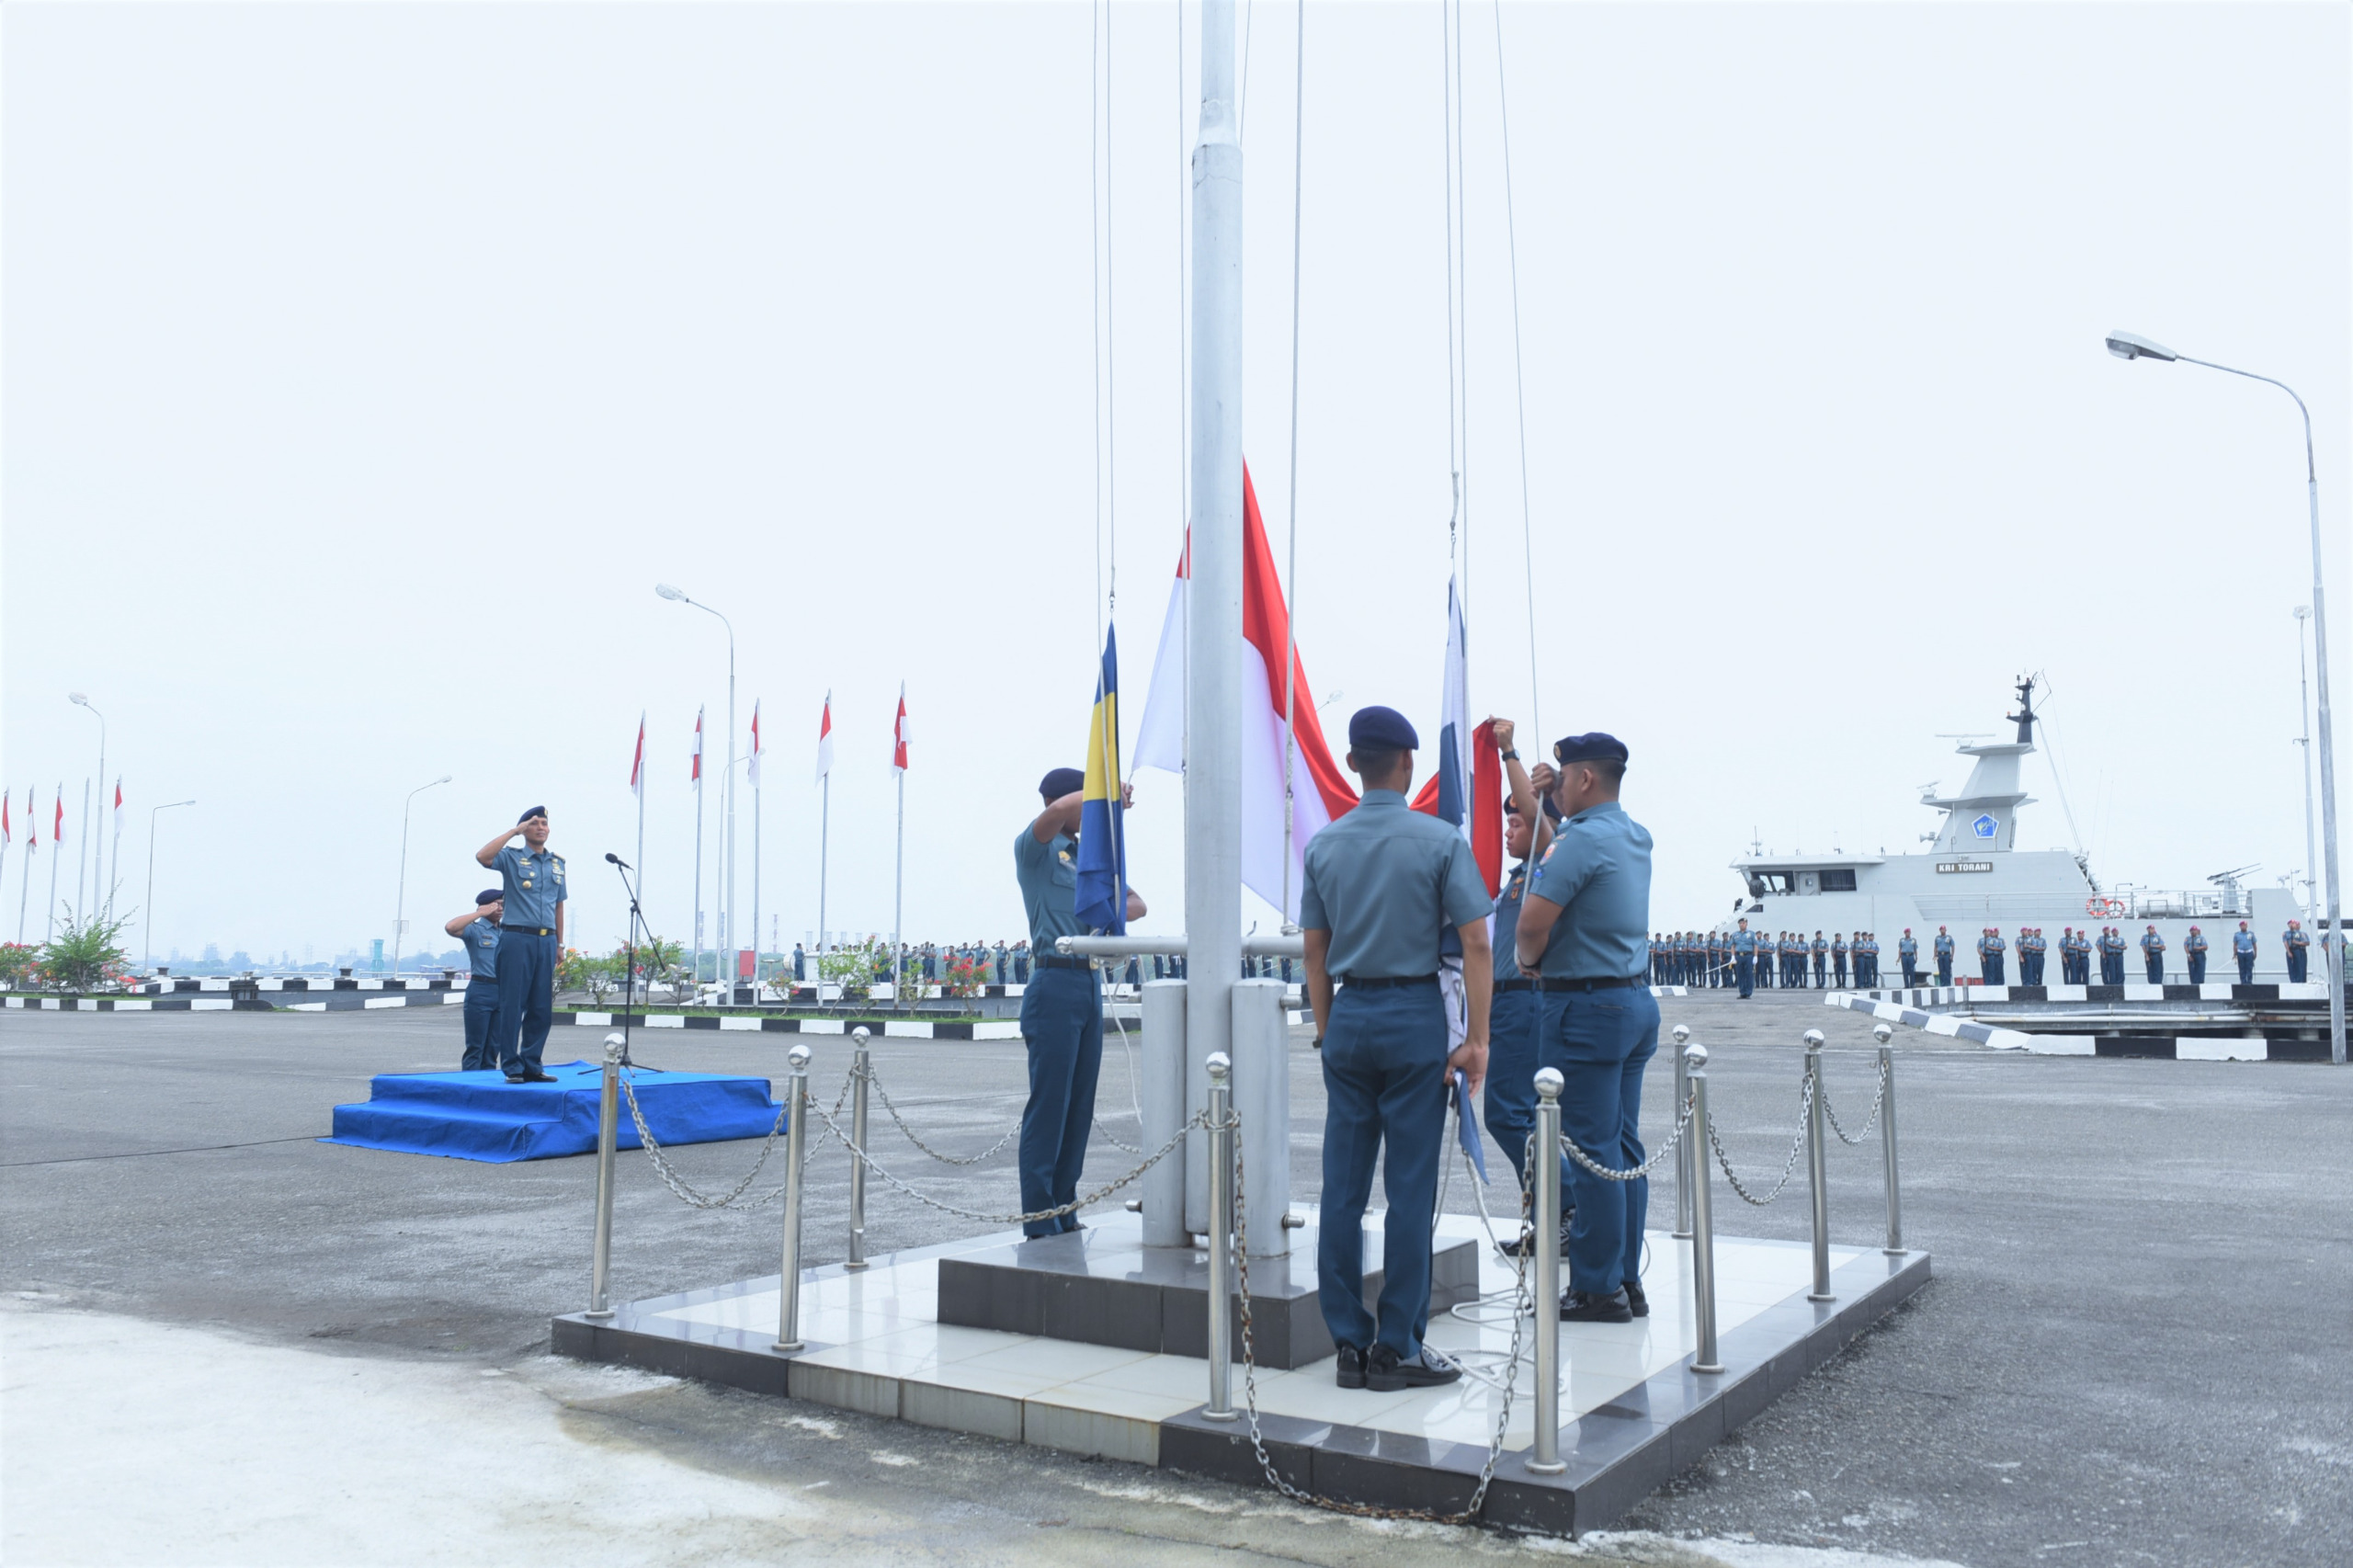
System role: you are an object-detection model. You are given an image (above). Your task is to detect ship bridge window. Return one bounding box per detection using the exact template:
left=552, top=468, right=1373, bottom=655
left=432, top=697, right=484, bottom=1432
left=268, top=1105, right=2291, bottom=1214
left=1752, top=870, right=1797, bottom=894
left=1819, top=869, right=1858, bottom=892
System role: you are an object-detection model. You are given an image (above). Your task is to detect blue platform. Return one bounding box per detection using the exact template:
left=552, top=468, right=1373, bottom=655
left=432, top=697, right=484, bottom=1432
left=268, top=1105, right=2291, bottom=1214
left=324, top=1059, right=787, bottom=1163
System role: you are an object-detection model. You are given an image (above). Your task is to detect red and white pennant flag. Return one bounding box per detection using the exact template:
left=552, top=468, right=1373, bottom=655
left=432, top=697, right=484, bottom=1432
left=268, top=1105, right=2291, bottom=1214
left=815, top=693, right=835, bottom=782
left=630, top=713, right=647, bottom=800
left=891, top=685, right=910, bottom=775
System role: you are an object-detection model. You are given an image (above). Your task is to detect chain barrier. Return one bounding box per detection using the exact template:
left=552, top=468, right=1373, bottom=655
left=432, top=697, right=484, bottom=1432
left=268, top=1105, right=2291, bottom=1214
left=859, top=1059, right=1023, bottom=1167
left=620, top=1062, right=854, bottom=1211
left=1556, top=1087, right=1695, bottom=1183
left=1707, top=1074, right=1814, bottom=1207
left=1817, top=1055, right=1890, bottom=1147
left=809, top=1096, right=1205, bottom=1229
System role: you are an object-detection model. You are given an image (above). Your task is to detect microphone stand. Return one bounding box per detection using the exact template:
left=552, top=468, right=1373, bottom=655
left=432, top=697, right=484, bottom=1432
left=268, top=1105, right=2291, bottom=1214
left=608, top=856, right=649, bottom=1068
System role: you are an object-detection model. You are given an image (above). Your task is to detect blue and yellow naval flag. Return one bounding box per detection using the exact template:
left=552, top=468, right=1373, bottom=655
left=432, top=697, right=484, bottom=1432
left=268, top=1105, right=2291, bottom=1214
left=1075, top=625, right=1128, bottom=936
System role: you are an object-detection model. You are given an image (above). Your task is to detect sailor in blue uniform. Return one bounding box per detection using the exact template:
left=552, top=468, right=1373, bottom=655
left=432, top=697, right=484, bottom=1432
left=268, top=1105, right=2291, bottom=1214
left=2285, top=920, right=2310, bottom=983
left=474, top=807, right=566, bottom=1083
left=2140, top=925, right=2166, bottom=984
left=1732, top=918, right=1756, bottom=998
left=2184, top=925, right=2209, bottom=985
left=1515, top=731, right=1656, bottom=1325
left=1302, top=706, right=1492, bottom=1392
left=1934, top=926, right=1955, bottom=986
left=1898, top=929, right=1919, bottom=987
left=1015, top=767, right=1145, bottom=1238
left=1482, top=719, right=1572, bottom=1259
left=2232, top=922, right=2256, bottom=984
left=444, top=889, right=504, bottom=1072
left=1977, top=927, right=2006, bottom=986
left=2102, top=926, right=2126, bottom=985
left=1811, top=931, right=1827, bottom=989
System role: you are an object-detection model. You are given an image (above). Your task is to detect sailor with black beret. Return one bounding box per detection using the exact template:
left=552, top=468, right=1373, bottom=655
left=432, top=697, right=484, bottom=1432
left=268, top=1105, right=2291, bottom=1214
left=443, top=887, right=506, bottom=1073
left=1014, top=767, right=1145, bottom=1238
left=1513, top=731, right=1659, bottom=1324
left=1301, top=705, right=1495, bottom=1392
left=473, top=806, right=565, bottom=1084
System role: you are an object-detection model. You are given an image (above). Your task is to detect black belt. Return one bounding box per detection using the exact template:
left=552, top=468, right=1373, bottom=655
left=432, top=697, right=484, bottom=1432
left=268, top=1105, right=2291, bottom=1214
left=1339, top=973, right=1438, bottom=989
left=1495, top=978, right=1537, bottom=993
left=1035, top=954, right=1093, bottom=971
left=1532, top=974, right=1643, bottom=993
left=506, top=926, right=553, bottom=937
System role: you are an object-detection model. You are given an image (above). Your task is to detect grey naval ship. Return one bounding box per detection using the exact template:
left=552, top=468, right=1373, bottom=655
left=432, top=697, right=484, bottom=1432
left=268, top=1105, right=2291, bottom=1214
left=1716, top=678, right=2307, bottom=982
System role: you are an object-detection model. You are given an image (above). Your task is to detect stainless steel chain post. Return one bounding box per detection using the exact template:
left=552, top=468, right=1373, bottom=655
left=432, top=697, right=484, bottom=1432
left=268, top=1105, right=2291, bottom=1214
left=1670, top=1025, right=1694, bottom=1239
left=1875, top=1024, right=1904, bottom=1255
left=1687, top=1043, right=1722, bottom=1374
left=1803, top=1029, right=1835, bottom=1302
left=585, top=1032, right=623, bottom=1319
left=773, top=1043, right=811, bottom=1354
left=1529, top=1067, right=1567, bottom=1475
left=1204, top=1052, right=1236, bottom=1422
left=846, top=1027, right=872, bottom=1269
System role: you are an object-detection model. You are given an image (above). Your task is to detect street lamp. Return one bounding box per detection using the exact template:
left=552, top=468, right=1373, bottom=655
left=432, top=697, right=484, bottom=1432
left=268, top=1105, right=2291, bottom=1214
left=142, top=800, right=195, bottom=975
left=2108, top=330, right=2343, bottom=1064
left=67, top=693, right=104, bottom=925
left=392, top=775, right=453, bottom=976
left=658, top=584, right=737, bottom=996
left=2298, top=606, right=2321, bottom=926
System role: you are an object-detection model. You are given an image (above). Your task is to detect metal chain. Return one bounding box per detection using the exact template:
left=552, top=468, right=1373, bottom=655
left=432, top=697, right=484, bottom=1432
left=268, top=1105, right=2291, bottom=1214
left=620, top=1062, right=853, bottom=1211
left=1227, top=1106, right=1540, bottom=1526
left=1707, top=1074, right=1815, bottom=1207
left=1818, top=1055, right=1889, bottom=1147
left=859, top=1059, right=1023, bottom=1167
left=809, top=1097, right=1204, bottom=1228
left=1557, top=1087, right=1695, bottom=1183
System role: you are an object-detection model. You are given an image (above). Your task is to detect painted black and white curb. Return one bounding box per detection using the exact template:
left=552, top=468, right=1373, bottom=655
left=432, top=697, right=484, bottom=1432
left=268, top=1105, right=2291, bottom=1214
left=555, top=1009, right=1024, bottom=1040
left=2, top=991, right=463, bottom=1013
left=1824, top=992, right=2335, bottom=1062
left=1850, top=982, right=2338, bottom=1007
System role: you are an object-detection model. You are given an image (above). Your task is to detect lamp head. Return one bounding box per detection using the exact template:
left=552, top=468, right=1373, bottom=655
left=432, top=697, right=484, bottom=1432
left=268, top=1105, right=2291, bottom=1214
left=2105, top=330, right=2178, bottom=363
left=434, top=775, right=452, bottom=785
left=655, top=583, right=687, bottom=602
left=69, top=692, right=89, bottom=707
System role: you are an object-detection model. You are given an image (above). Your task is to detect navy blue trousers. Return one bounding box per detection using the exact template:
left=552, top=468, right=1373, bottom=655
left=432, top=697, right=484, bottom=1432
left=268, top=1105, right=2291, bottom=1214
left=2188, top=953, right=2206, bottom=984
left=2288, top=950, right=2307, bottom=983
left=1017, top=966, right=1102, bottom=1238
left=1937, top=959, right=1953, bottom=984
left=460, top=978, right=500, bottom=1071
left=492, top=932, right=556, bottom=1075
left=1735, top=957, right=1754, bottom=998
left=1538, top=987, right=1658, bottom=1295
left=1483, top=988, right=1574, bottom=1196
left=1981, top=955, right=2004, bottom=985
left=1318, top=984, right=1448, bottom=1360
left=2146, top=955, right=2165, bottom=983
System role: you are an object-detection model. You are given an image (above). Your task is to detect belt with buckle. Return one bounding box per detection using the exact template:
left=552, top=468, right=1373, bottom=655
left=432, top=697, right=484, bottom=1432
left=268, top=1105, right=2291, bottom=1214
left=1339, top=973, right=1438, bottom=989
left=1035, top=954, right=1093, bottom=971
left=1494, top=978, right=1538, bottom=993
left=507, top=926, right=553, bottom=937
left=1532, top=974, right=1642, bottom=993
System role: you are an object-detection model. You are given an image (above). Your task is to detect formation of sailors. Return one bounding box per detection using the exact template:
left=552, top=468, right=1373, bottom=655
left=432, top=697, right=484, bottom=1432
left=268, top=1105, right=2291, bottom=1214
left=1646, top=918, right=2318, bottom=994
left=1647, top=928, right=1883, bottom=994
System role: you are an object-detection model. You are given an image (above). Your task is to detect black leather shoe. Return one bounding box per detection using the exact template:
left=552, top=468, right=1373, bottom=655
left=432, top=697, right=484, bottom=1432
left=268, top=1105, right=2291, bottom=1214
left=1560, top=1288, right=1633, bottom=1324
left=1623, top=1279, right=1649, bottom=1318
left=1366, top=1346, right=1462, bottom=1392
left=516, top=1068, right=556, bottom=1084
left=1495, top=1218, right=1576, bottom=1259
left=1335, top=1344, right=1367, bottom=1390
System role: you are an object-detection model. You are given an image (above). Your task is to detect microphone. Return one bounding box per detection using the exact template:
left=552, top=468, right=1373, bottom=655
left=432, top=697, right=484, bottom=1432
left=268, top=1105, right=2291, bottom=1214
left=606, top=853, right=631, bottom=869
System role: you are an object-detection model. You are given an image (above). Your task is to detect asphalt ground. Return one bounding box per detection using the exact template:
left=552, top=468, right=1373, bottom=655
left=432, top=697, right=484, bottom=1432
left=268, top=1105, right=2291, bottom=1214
left=3, top=991, right=2347, bottom=1566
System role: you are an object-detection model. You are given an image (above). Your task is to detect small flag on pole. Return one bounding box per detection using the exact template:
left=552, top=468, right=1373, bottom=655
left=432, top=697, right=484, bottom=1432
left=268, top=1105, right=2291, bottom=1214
left=692, top=706, right=705, bottom=783
left=113, top=779, right=124, bottom=837
left=748, top=702, right=763, bottom=787
left=1075, top=626, right=1128, bottom=935
left=631, top=713, right=647, bottom=799
left=53, top=790, right=64, bottom=844
left=3, top=790, right=10, bottom=848
left=816, top=694, right=835, bottom=781
left=892, top=685, right=910, bottom=774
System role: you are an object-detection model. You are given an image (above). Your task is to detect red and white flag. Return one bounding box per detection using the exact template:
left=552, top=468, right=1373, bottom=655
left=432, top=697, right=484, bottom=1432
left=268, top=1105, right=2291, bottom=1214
left=52, top=789, right=64, bottom=844
left=630, top=713, right=647, bottom=799
left=21, top=790, right=32, bottom=855
left=2, top=790, right=10, bottom=847
left=113, top=779, right=123, bottom=838
left=748, top=702, right=764, bottom=788
left=891, top=685, right=910, bottom=774
left=691, top=706, right=705, bottom=785
left=815, top=694, right=835, bottom=782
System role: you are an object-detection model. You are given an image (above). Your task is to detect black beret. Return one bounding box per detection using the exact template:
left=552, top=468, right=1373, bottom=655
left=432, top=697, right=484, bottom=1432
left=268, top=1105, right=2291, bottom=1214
left=477, top=889, right=503, bottom=906
left=1347, top=705, right=1419, bottom=751
left=1552, top=733, right=1629, bottom=767
left=517, top=805, right=547, bottom=824
left=1039, top=767, right=1086, bottom=801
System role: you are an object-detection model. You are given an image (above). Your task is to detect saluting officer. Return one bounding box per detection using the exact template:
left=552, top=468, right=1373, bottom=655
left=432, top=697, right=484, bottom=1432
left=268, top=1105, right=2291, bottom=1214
left=474, top=807, right=565, bottom=1084
left=1933, top=926, right=1956, bottom=986
left=1302, top=707, right=1492, bottom=1392
left=1015, top=767, right=1145, bottom=1239
left=1515, top=732, right=1656, bottom=1325
left=2140, top=924, right=2166, bottom=984
left=2232, top=921, right=2257, bottom=984
left=1482, top=719, right=1572, bottom=1259
left=444, top=889, right=504, bottom=1072
left=2284, top=920, right=2311, bottom=983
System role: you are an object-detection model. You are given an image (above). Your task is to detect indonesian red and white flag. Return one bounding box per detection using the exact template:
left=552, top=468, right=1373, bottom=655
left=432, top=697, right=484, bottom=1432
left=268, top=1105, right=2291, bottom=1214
left=21, top=790, right=32, bottom=855
left=52, top=789, right=64, bottom=844
left=113, top=779, right=124, bottom=838
left=691, top=706, right=705, bottom=785
left=2, top=789, right=10, bottom=847
left=815, top=693, right=835, bottom=782
left=891, top=685, right=910, bottom=774
left=630, top=713, right=647, bottom=799
left=748, top=701, right=763, bottom=788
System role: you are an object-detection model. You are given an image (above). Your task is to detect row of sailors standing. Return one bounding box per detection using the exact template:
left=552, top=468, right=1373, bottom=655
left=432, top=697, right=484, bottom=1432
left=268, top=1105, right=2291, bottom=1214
left=1972, top=921, right=2314, bottom=986
left=1650, top=927, right=1885, bottom=995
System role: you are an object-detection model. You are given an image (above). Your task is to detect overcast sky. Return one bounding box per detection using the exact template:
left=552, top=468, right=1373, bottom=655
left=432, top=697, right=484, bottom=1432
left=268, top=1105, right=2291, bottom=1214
left=4, top=1, right=2346, bottom=965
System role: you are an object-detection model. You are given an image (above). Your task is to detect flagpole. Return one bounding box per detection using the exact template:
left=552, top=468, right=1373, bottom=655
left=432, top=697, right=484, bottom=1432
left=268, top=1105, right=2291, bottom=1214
left=48, top=788, right=64, bottom=938
left=634, top=717, right=647, bottom=983
left=892, top=766, right=905, bottom=1010
left=76, top=779, right=90, bottom=923
left=108, top=780, right=123, bottom=924
left=818, top=774, right=830, bottom=967
left=17, top=791, right=33, bottom=945
left=693, top=714, right=706, bottom=994
left=752, top=720, right=763, bottom=996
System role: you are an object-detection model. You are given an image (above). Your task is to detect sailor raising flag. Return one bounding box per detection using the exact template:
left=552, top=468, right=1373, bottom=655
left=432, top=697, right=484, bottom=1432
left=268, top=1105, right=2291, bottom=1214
left=1075, top=626, right=1128, bottom=936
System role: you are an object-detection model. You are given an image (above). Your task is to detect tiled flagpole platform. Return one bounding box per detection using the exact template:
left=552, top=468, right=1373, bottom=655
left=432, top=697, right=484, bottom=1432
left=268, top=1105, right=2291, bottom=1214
left=553, top=1210, right=1929, bottom=1534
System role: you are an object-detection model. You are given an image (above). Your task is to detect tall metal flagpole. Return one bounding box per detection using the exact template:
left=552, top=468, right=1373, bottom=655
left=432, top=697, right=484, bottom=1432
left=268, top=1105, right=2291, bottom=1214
left=892, top=685, right=907, bottom=1008
left=692, top=708, right=706, bottom=991
left=751, top=703, right=762, bottom=994
left=818, top=775, right=830, bottom=961
left=1187, top=0, right=1245, bottom=1148
left=725, top=638, right=738, bottom=994
left=75, top=780, right=90, bottom=922
left=47, top=787, right=63, bottom=939
left=2298, top=607, right=2321, bottom=926
left=16, top=790, right=32, bottom=944
left=634, top=717, right=647, bottom=976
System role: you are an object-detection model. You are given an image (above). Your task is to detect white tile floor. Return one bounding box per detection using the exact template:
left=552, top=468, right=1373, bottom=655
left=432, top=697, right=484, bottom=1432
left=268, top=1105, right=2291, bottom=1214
left=655, top=1211, right=1881, bottom=1448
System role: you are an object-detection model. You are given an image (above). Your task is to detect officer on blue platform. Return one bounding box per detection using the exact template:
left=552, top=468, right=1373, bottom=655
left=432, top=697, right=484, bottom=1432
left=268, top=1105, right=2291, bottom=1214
left=1302, top=706, right=1492, bottom=1392
left=2141, top=924, right=2166, bottom=984
left=2232, top=922, right=2257, bottom=984
left=1515, top=731, right=1656, bottom=1325
left=1732, top=918, right=1757, bottom=998
left=1481, top=718, right=1573, bottom=1260
left=1015, top=767, right=1146, bottom=1239
left=2285, top=919, right=2310, bottom=983
left=1934, top=926, right=1956, bottom=986
left=444, top=889, right=504, bottom=1072
left=474, top=808, right=565, bottom=1084
left=1898, top=929, right=1920, bottom=987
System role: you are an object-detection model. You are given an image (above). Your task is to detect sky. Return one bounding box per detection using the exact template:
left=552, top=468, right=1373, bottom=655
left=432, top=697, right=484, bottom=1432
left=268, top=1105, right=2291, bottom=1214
left=3, top=1, right=2347, bottom=966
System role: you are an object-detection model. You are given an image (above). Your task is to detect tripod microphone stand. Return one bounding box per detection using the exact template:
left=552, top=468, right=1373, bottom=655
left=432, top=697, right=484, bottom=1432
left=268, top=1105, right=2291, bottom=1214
left=605, top=853, right=650, bottom=1068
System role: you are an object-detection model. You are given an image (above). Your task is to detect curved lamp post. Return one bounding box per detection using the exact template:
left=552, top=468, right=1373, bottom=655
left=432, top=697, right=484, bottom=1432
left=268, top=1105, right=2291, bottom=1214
left=658, top=584, right=737, bottom=994
left=392, top=775, right=452, bottom=975
left=68, top=693, right=105, bottom=922
left=142, top=800, right=196, bottom=974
